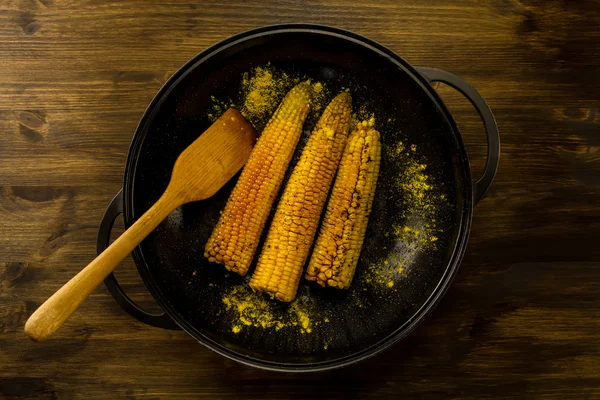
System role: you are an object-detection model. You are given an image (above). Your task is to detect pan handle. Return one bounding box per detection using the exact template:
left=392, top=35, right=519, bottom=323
left=98, top=190, right=179, bottom=330
left=416, top=67, right=500, bottom=204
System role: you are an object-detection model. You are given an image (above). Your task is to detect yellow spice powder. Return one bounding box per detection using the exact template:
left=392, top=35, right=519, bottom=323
left=389, top=141, right=439, bottom=250
left=290, top=302, right=312, bottom=334
left=363, top=253, right=408, bottom=289
left=363, top=140, right=442, bottom=291
left=239, top=65, right=315, bottom=129
left=222, top=285, right=284, bottom=330
left=210, top=64, right=330, bottom=131
left=221, top=284, right=321, bottom=334
left=241, top=66, right=278, bottom=120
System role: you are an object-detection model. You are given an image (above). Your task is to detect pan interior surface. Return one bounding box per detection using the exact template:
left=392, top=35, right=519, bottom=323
left=125, top=27, right=469, bottom=369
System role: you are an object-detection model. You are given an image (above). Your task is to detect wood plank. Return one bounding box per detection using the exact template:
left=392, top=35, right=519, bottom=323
left=1, top=0, right=599, bottom=398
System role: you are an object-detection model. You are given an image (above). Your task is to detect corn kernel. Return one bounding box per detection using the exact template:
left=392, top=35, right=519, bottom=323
left=305, top=121, right=381, bottom=289
left=204, top=82, right=312, bottom=275
left=250, top=92, right=353, bottom=302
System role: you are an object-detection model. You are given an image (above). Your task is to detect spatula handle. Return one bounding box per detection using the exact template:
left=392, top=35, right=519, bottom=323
left=25, top=190, right=179, bottom=342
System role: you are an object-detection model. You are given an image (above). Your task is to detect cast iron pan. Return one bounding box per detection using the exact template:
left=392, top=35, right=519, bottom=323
left=97, top=25, right=499, bottom=371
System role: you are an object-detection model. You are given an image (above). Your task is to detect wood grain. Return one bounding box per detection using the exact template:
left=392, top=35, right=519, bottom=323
left=1, top=0, right=599, bottom=398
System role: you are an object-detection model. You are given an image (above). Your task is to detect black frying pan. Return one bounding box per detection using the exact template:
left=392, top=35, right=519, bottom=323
left=97, top=24, right=499, bottom=371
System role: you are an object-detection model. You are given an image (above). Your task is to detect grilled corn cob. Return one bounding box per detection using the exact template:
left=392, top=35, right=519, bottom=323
left=306, top=119, right=381, bottom=289
left=204, top=82, right=312, bottom=275
left=250, top=92, right=353, bottom=302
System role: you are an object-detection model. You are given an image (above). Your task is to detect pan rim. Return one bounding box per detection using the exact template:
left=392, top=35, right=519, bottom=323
left=122, top=23, right=473, bottom=372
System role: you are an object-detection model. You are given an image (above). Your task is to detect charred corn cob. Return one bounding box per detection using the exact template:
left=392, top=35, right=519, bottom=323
left=250, top=92, right=353, bottom=302
left=204, top=82, right=312, bottom=275
left=306, top=119, right=381, bottom=289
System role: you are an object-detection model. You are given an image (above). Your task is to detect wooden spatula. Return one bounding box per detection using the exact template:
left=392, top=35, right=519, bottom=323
left=25, top=108, right=257, bottom=342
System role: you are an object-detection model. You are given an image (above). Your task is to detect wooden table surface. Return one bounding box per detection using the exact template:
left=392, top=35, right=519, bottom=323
left=1, top=0, right=599, bottom=398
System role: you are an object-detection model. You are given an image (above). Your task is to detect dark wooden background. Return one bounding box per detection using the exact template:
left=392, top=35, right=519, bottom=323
left=1, top=0, right=599, bottom=398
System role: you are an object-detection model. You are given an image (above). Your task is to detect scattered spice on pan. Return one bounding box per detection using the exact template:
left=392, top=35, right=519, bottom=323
left=363, top=253, right=408, bottom=289
left=209, top=64, right=330, bottom=131
left=222, top=285, right=284, bottom=331
left=221, top=284, right=323, bottom=334
left=239, top=65, right=328, bottom=129
left=241, top=65, right=291, bottom=127
left=290, top=301, right=312, bottom=333
left=390, top=141, right=440, bottom=251
left=207, top=95, right=234, bottom=122
left=362, top=141, right=443, bottom=291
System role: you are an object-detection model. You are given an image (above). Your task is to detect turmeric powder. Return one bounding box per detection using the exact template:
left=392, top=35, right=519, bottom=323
left=221, top=284, right=322, bottom=334
left=363, top=140, right=444, bottom=292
